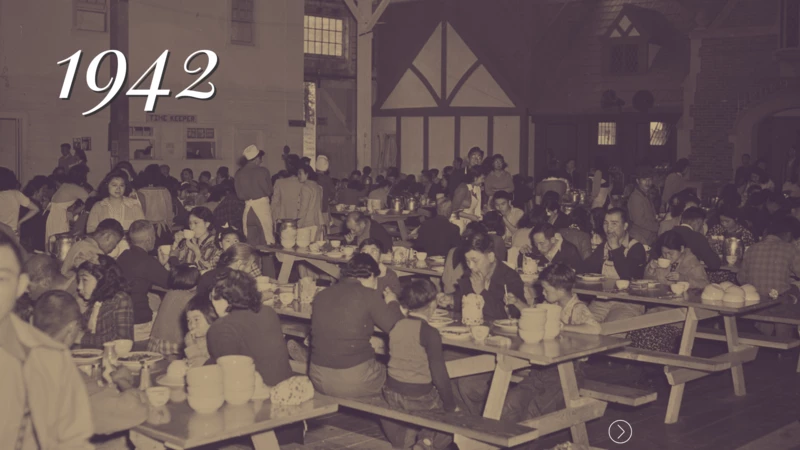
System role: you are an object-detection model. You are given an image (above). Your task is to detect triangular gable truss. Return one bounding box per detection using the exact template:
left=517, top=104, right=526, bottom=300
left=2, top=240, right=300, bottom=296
left=379, top=21, right=521, bottom=111
left=604, top=5, right=655, bottom=41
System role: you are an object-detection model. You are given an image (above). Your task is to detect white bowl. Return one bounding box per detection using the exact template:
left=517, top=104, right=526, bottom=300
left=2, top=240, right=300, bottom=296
left=112, top=339, right=133, bottom=356
left=187, top=365, right=223, bottom=386
left=470, top=325, right=490, bottom=342
left=217, top=355, right=255, bottom=369
left=615, top=280, right=630, bottom=290
left=146, top=387, right=170, bottom=407
left=519, top=328, right=544, bottom=344
left=670, top=282, right=690, bottom=295
left=188, top=394, right=225, bottom=414
left=224, top=388, right=254, bottom=406
left=330, top=240, right=341, bottom=248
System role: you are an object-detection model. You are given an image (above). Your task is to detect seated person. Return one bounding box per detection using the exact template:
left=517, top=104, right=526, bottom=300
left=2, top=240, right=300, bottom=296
left=61, top=218, right=124, bottom=276
left=344, top=211, right=393, bottom=251
left=184, top=295, right=217, bottom=368
left=645, top=231, right=709, bottom=289
left=14, top=253, right=77, bottom=321
left=414, top=199, right=460, bottom=257
left=75, top=255, right=135, bottom=348
left=32, top=290, right=147, bottom=435
left=582, top=208, right=646, bottom=323
left=558, top=207, right=593, bottom=261
left=543, top=191, right=571, bottom=229
left=493, top=191, right=524, bottom=239
left=528, top=223, right=583, bottom=270
left=672, top=207, right=720, bottom=271
left=359, top=239, right=401, bottom=296
left=481, top=211, right=509, bottom=263
left=381, top=279, right=457, bottom=450
left=438, top=229, right=526, bottom=321
left=454, top=263, right=597, bottom=423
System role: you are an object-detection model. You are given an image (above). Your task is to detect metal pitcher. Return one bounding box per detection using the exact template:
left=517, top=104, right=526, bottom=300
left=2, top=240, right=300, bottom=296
left=406, top=197, right=419, bottom=212
left=390, top=197, right=404, bottom=213
left=49, top=232, right=80, bottom=262
left=723, top=237, right=743, bottom=257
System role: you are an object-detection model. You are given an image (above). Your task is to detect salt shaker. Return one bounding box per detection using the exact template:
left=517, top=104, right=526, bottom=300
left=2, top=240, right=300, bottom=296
left=139, top=361, right=152, bottom=391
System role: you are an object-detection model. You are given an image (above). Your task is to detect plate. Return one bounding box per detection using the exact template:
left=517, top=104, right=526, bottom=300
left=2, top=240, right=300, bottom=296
left=71, top=349, right=102, bottom=365
left=156, top=374, right=185, bottom=387
left=440, top=326, right=471, bottom=340
left=492, top=319, right=519, bottom=333
left=428, top=318, right=454, bottom=329
left=578, top=274, right=604, bottom=282
left=117, top=352, right=163, bottom=370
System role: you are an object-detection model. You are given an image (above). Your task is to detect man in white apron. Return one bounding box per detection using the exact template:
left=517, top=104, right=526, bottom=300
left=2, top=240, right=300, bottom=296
left=586, top=208, right=647, bottom=323
left=235, top=145, right=275, bottom=246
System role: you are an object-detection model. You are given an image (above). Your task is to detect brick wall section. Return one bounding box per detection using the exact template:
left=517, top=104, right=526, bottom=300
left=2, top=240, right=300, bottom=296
left=689, top=34, right=780, bottom=186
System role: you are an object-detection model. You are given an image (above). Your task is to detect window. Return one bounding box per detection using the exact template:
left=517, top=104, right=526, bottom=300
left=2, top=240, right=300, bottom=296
left=605, top=13, right=648, bottom=75
left=130, top=126, right=156, bottom=160
left=186, top=128, right=216, bottom=159
left=74, top=0, right=107, bottom=32
left=782, top=0, right=800, bottom=48
left=610, top=44, right=640, bottom=74
left=304, top=15, right=343, bottom=57
left=650, top=122, right=671, bottom=146
left=598, top=122, right=617, bottom=146
left=231, top=0, right=254, bottom=45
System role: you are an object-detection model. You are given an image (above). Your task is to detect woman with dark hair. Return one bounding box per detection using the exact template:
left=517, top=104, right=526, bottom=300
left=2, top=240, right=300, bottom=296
left=169, top=206, right=220, bottom=273
left=661, top=158, right=691, bottom=211
left=297, top=164, right=325, bottom=240
left=359, top=238, right=401, bottom=296
left=543, top=191, right=570, bottom=229
left=197, top=242, right=261, bottom=296
left=438, top=229, right=527, bottom=321
left=148, top=264, right=201, bottom=356
left=442, top=222, right=486, bottom=294
left=481, top=210, right=508, bottom=263
left=706, top=206, right=755, bottom=250
left=75, top=255, right=134, bottom=348
left=0, top=167, right=39, bottom=237
left=87, top=170, right=145, bottom=233
left=485, top=154, right=514, bottom=197
left=208, top=268, right=293, bottom=387
left=451, top=165, right=491, bottom=234
left=309, top=253, right=403, bottom=397
left=646, top=231, right=708, bottom=289
left=272, top=161, right=303, bottom=223
left=589, top=157, right=611, bottom=209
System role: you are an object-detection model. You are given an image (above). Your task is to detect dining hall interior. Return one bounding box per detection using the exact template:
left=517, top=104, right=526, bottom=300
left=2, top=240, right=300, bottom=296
left=3, top=0, right=800, bottom=449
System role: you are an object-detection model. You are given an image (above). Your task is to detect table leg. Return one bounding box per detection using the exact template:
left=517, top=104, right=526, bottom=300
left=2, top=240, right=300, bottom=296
left=302, top=258, right=342, bottom=279
left=482, top=354, right=514, bottom=420
left=723, top=315, right=747, bottom=396
left=397, top=220, right=409, bottom=241
left=277, top=255, right=296, bottom=284
left=557, top=361, right=589, bottom=446
left=665, top=308, right=699, bottom=424
left=251, top=430, right=281, bottom=450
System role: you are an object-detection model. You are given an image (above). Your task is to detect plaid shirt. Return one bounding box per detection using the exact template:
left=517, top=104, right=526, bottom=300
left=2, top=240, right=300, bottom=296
left=171, top=234, right=221, bottom=273
left=213, top=195, right=245, bottom=231
left=80, top=292, right=135, bottom=349
left=738, top=235, right=800, bottom=296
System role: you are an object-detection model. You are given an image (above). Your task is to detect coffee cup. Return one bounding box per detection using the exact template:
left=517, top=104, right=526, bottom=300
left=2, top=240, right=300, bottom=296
left=184, top=230, right=195, bottom=240
left=415, top=252, right=427, bottom=262
left=657, top=258, right=671, bottom=269
left=158, top=245, right=171, bottom=257
left=615, top=280, right=630, bottom=290
left=330, top=240, right=341, bottom=249
left=470, top=325, right=490, bottom=342
left=343, top=246, right=355, bottom=257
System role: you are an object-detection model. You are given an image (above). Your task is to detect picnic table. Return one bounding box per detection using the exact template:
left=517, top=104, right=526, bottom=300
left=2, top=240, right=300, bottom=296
left=257, top=245, right=443, bottom=284
left=273, top=303, right=630, bottom=449
left=331, top=209, right=426, bottom=241
left=131, top=395, right=338, bottom=449
left=574, top=279, right=783, bottom=424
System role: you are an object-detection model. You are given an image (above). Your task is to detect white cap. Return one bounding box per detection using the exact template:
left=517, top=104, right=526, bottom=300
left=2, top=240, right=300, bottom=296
left=242, top=145, right=263, bottom=161
left=316, top=155, right=329, bottom=172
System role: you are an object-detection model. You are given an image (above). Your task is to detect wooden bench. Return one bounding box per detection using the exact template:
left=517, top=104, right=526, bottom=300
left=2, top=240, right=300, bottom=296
left=319, top=393, right=540, bottom=448
left=695, top=327, right=800, bottom=350
left=579, top=380, right=657, bottom=407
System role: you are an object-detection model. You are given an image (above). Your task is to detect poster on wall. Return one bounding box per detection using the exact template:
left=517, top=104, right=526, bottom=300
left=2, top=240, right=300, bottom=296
left=73, top=137, right=92, bottom=151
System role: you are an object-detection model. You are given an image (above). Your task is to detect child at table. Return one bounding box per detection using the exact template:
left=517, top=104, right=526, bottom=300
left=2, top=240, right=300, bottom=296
left=382, top=279, right=457, bottom=450
left=184, top=294, right=217, bottom=368
left=540, top=263, right=601, bottom=335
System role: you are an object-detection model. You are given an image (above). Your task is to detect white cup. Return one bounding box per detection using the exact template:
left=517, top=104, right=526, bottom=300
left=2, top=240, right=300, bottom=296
left=657, top=258, right=671, bottom=269
left=415, top=252, right=427, bottom=262
left=184, top=230, right=195, bottom=240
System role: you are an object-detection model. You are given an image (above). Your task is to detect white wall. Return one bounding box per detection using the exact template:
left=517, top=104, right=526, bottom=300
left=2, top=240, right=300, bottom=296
left=0, top=0, right=304, bottom=186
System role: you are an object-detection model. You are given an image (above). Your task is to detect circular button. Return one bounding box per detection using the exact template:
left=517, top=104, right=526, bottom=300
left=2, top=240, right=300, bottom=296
left=608, top=419, right=633, bottom=444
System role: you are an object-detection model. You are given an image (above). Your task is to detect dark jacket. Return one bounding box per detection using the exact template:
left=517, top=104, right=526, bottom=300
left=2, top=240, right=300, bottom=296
left=454, top=262, right=525, bottom=321
left=415, top=216, right=461, bottom=257
left=582, top=239, right=647, bottom=280
left=671, top=224, right=721, bottom=271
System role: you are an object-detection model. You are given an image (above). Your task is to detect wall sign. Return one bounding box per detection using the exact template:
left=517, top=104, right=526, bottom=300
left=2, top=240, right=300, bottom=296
left=146, top=113, right=198, bottom=123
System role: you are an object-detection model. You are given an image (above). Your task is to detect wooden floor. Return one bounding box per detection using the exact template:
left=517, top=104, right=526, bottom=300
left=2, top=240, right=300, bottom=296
left=284, top=341, right=800, bottom=450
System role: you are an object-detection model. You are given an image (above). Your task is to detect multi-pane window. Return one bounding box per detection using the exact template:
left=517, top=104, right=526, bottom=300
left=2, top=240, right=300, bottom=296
left=598, top=122, right=617, bottom=146
left=782, top=0, right=800, bottom=48
left=304, top=15, right=344, bottom=57
left=650, top=122, right=671, bottom=146
left=75, top=0, right=107, bottom=32
left=231, top=0, right=254, bottom=45
left=610, top=44, right=639, bottom=74
left=130, top=126, right=155, bottom=160
left=186, top=128, right=216, bottom=159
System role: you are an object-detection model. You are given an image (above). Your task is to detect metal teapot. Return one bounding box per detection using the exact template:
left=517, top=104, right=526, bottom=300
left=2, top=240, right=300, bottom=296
left=390, top=197, right=404, bottom=214
left=49, top=232, right=80, bottom=262
left=406, top=197, right=419, bottom=212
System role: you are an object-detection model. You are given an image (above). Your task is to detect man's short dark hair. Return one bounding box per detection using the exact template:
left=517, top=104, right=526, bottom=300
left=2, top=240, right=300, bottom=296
left=33, top=290, right=81, bottom=337
left=767, top=215, right=798, bottom=239
left=493, top=191, right=513, bottom=203
left=531, top=222, right=557, bottom=240
left=539, top=263, right=576, bottom=292
left=606, top=207, right=630, bottom=225
left=399, top=279, right=438, bottom=311
left=169, top=264, right=201, bottom=290
left=681, top=207, right=706, bottom=224
left=95, top=218, right=124, bottom=238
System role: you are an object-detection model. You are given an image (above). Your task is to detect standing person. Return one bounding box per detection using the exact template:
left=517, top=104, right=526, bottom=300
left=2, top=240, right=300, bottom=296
left=45, top=166, right=91, bottom=246
left=449, top=147, right=484, bottom=196
left=0, top=167, right=39, bottom=237
left=627, top=166, right=659, bottom=246
left=272, top=161, right=303, bottom=223
left=297, top=164, right=325, bottom=241
left=58, top=143, right=79, bottom=170
left=315, top=155, right=336, bottom=228
left=485, top=154, right=514, bottom=197
left=0, top=230, right=94, bottom=450
left=234, top=145, right=275, bottom=246
left=661, top=159, right=691, bottom=212
left=735, top=153, right=753, bottom=187
left=563, top=159, right=581, bottom=189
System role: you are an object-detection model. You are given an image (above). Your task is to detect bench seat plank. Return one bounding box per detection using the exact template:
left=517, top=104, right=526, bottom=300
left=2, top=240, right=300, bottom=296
left=319, top=394, right=539, bottom=448
left=696, top=327, right=800, bottom=350
left=579, top=380, right=657, bottom=407
left=743, top=311, right=800, bottom=326
left=609, top=347, right=732, bottom=372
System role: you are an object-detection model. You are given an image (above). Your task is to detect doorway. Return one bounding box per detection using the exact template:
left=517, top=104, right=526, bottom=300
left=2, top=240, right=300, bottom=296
left=0, top=118, right=21, bottom=179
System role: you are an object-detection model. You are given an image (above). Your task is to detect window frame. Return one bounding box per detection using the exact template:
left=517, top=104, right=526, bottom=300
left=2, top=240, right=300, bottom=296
left=603, top=13, right=648, bottom=75
left=597, top=122, right=618, bottom=146
left=649, top=122, right=671, bottom=147
left=185, top=126, right=218, bottom=160
left=304, top=14, right=346, bottom=58
left=73, top=0, right=109, bottom=33
left=230, top=0, right=255, bottom=46
left=130, top=125, right=158, bottom=161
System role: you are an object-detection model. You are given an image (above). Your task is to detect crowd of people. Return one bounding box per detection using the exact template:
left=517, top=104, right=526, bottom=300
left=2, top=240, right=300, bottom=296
left=3, top=140, right=800, bottom=450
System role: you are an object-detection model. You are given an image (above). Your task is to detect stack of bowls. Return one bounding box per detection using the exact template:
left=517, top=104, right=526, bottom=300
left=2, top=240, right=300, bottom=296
left=537, top=304, right=563, bottom=340
left=217, top=355, right=255, bottom=406
left=518, top=308, right=547, bottom=343
left=187, top=365, right=225, bottom=414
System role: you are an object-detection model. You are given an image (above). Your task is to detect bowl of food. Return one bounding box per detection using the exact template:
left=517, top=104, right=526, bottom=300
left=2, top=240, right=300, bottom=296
left=577, top=273, right=604, bottom=283
left=427, top=318, right=454, bottom=329
left=146, top=387, right=171, bottom=407
left=71, top=349, right=103, bottom=365
left=440, top=326, right=471, bottom=341
left=117, top=352, right=163, bottom=372
left=492, top=319, right=519, bottom=334
left=615, top=280, right=630, bottom=290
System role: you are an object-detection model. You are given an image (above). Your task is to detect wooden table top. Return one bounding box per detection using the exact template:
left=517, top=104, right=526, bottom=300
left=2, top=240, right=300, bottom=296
left=330, top=210, right=426, bottom=220
left=134, top=396, right=338, bottom=449
left=272, top=304, right=629, bottom=366
left=256, top=246, right=444, bottom=277
left=574, top=279, right=781, bottom=315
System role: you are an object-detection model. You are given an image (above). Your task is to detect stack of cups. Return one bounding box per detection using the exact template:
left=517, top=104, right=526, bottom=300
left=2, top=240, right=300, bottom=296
left=518, top=308, right=547, bottom=343
left=187, top=365, right=225, bottom=414
left=218, top=355, right=256, bottom=406
left=538, top=304, right=563, bottom=340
